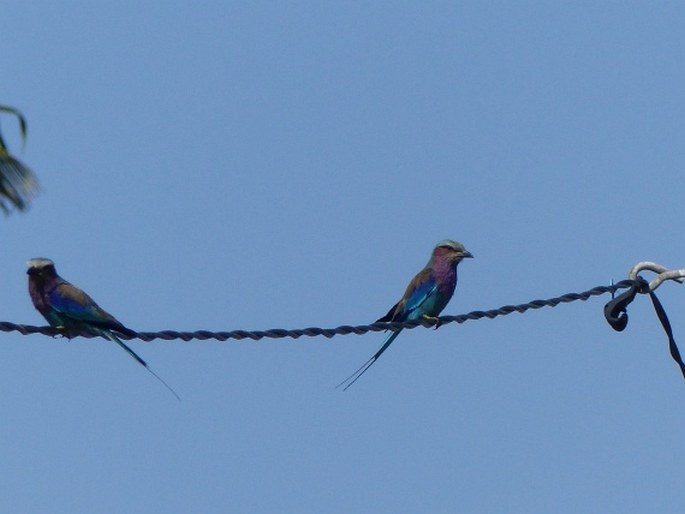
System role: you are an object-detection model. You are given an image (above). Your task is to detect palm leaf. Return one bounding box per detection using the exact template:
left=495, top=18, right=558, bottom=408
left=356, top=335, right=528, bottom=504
left=0, top=105, right=39, bottom=213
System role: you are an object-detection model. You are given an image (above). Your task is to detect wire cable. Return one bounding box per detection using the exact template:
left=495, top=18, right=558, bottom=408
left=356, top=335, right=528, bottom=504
left=0, top=280, right=637, bottom=342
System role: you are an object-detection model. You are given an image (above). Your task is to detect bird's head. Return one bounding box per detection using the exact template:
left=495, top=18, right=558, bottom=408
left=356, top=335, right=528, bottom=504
left=433, top=240, right=473, bottom=262
left=27, top=258, right=57, bottom=280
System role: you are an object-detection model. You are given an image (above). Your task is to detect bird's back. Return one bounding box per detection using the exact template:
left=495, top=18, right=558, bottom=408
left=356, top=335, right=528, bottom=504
left=50, top=281, right=133, bottom=335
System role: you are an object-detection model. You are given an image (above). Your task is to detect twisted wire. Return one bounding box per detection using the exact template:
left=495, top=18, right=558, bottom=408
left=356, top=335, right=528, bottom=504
left=0, top=280, right=637, bottom=343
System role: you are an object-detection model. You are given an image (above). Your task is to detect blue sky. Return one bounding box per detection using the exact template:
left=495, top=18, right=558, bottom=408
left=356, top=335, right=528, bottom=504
left=3, top=2, right=685, bottom=513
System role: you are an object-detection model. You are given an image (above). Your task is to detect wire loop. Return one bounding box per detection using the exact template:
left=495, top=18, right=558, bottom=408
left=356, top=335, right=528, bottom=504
left=628, top=261, right=685, bottom=291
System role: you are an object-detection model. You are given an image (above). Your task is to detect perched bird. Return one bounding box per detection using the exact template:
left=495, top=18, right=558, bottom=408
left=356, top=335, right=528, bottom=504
left=338, top=240, right=473, bottom=390
left=27, top=258, right=179, bottom=400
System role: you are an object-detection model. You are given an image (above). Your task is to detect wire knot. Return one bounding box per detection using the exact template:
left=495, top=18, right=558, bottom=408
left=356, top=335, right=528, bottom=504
left=605, top=261, right=685, bottom=379
left=604, top=277, right=649, bottom=332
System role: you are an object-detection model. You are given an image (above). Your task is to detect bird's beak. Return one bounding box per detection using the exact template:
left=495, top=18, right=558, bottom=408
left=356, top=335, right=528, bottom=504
left=461, top=250, right=474, bottom=259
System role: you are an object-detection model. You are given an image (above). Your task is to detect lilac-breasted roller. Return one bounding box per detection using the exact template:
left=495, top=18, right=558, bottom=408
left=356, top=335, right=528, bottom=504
left=338, top=240, right=473, bottom=390
left=27, top=258, right=179, bottom=399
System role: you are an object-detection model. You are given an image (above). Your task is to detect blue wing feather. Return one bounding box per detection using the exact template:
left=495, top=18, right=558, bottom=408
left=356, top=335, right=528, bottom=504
left=404, top=280, right=438, bottom=320
left=49, top=283, right=131, bottom=333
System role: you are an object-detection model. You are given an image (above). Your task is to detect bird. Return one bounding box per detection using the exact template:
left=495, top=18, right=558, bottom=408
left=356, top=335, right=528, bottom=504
left=337, top=240, right=473, bottom=390
left=27, top=258, right=179, bottom=400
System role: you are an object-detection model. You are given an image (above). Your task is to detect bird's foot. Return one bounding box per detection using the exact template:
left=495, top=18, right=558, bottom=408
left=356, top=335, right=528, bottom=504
left=54, top=325, right=75, bottom=339
left=422, top=315, right=442, bottom=329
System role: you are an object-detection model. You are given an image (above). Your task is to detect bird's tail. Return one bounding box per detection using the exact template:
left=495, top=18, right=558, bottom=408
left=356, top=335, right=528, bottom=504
left=336, top=329, right=402, bottom=391
left=102, top=330, right=181, bottom=401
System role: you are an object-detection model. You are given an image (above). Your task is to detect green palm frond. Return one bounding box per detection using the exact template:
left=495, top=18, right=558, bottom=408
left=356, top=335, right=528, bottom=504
left=0, top=105, right=39, bottom=214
